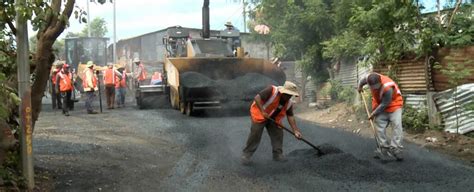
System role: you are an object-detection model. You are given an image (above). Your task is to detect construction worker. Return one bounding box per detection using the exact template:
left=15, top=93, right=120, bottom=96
left=82, top=61, right=98, bottom=114
left=55, top=64, right=73, bottom=116
left=115, top=67, right=127, bottom=108
left=224, top=21, right=239, bottom=32
left=271, top=57, right=282, bottom=68
left=150, top=71, right=163, bottom=85
left=358, top=72, right=404, bottom=161
left=241, top=81, right=303, bottom=165
left=103, top=63, right=121, bottom=109
left=133, top=58, right=147, bottom=86
left=51, top=64, right=62, bottom=109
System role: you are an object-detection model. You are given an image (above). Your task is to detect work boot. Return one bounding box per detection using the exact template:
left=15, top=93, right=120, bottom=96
left=273, top=154, right=287, bottom=162
left=241, top=154, right=252, bottom=165
left=374, top=147, right=391, bottom=159
left=389, top=147, right=404, bottom=161
left=87, top=110, right=98, bottom=114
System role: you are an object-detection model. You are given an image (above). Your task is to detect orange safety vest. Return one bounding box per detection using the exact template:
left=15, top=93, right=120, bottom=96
left=103, top=68, right=116, bottom=86
left=370, top=73, right=403, bottom=112
left=250, top=86, right=292, bottom=124
left=137, top=63, right=147, bottom=81
left=150, top=72, right=162, bottom=84
left=115, top=71, right=127, bottom=88
left=82, top=68, right=97, bottom=91
left=58, top=72, right=73, bottom=92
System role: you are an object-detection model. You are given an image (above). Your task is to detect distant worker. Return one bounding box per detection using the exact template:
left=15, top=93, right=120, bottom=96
left=271, top=57, right=281, bottom=68
left=241, top=81, right=303, bottom=165
left=82, top=61, right=98, bottom=114
left=51, top=63, right=63, bottom=110
left=133, top=58, right=147, bottom=85
left=115, top=67, right=127, bottom=108
left=55, top=64, right=73, bottom=116
left=358, top=72, right=404, bottom=161
left=223, top=21, right=241, bottom=53
left=150, top=71, right=163, bottom=85
left=103, top=63, right=122, bottom=109
left=224, top=21, right=239, bottom=32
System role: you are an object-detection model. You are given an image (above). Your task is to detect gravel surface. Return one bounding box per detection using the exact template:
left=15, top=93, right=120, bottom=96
left=34, top=100, right=474, bottom=191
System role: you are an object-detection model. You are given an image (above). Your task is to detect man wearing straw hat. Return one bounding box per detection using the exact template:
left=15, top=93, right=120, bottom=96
left=83, top=61, right=98, bottom=114
left=241, top=81, right=303, bottom=165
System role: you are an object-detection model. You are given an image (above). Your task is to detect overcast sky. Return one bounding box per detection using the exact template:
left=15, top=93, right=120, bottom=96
left=28, top=0, right=466, bottom=41
left=59, top=0, right=246, bottom=40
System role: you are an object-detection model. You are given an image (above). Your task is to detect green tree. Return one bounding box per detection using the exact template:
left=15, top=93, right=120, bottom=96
left=80, top=17, right=108, bottom=37
left=249, top=0, right=336, bottom=82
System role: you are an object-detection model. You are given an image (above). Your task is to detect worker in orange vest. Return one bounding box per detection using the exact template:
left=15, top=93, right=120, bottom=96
left=83, top=61, right=98, bottom=114
left=358, top=72, right=404, bottom=161
left=133, top=58, right=147, bottom=86
left=115, top=67, right=128, bottom=108
left=51, top=64, right=62, bottom=109
left=103, top=63, right=122, bottom=109
left=55, top=64, right=73, bottom=116
left=241, top=81, right=302, bottom=165
left=150, top=71, right=163, bottom=85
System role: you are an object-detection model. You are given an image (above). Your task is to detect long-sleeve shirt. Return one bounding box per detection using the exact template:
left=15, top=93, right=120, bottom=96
left=134, top=65, right=143, bottom=79
left=358, top=76, right=393, bottom=116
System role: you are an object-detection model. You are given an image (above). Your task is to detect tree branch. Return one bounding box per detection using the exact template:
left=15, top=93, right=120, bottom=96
left=447, top=0, right=462, bottom=28
left=49, top=0, right=62, bottom=29
left=49, top=0, right=75, bottom=39
left=2, top=13, right=16, bottom=35
left=437, top=0, right=441, bottom=27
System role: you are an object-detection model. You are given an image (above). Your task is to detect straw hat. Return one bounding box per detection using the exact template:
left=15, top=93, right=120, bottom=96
left=86, top=61, right=94, bottom=68
left=225, top=21, right=233, bottom=27
left=278, top=81, right=299, bottom=97
left=133, top=58, right=140, bottom=63
left=271, top=57, right=280, bottom=65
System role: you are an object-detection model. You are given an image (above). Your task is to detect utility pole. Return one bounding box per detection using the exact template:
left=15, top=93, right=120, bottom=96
left=242, top=0, right=247, bottom=33
left=113, top=0, right=117, bottom=63
left=87, top=0, right=91, bottom=37
left=16, top=0, right=34, bottom=190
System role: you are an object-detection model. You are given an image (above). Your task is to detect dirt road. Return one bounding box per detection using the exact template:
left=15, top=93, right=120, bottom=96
left=34, top=102, right=474, bottom=191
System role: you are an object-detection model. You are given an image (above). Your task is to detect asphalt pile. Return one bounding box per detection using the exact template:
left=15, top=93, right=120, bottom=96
left=180, top=72, right=278, bottom=100
left=180, top=72, right=216, bottom=88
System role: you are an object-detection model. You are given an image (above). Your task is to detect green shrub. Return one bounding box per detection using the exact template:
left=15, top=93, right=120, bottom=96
left=321, top=80, right=357, bottom=104
left=403, top=105, right=429, bottom=134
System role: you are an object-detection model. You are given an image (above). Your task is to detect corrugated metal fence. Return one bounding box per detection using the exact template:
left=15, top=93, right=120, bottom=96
left=433, top=83, right=474, bottom=134
left=334, top=58, right=371, bottom=88
left=373, top=60, right=434, bottom=94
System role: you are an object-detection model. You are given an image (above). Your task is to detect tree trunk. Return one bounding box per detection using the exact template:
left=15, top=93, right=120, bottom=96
left=29, top=0, right=76, bottom=128
left=31, top=38, right=56, bottom=128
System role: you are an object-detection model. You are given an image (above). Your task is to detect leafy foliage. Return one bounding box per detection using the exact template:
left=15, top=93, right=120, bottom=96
left=249, top=0, right=336, bottom=79
left=319, top=79, right=356, bottom=104
left=80, top=17, right=108, bottom=37
left=403, top=105, right=429, bottom=134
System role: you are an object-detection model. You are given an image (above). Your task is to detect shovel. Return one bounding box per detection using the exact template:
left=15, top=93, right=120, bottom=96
left=267, top=118, right=324, bottom=155
left=360, top=91, right=381, bottom=149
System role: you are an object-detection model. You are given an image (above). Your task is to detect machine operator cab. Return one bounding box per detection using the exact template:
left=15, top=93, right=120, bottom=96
left=219, top=29, right=241, bottom=56
left=163, top=26, right=190, bottom=58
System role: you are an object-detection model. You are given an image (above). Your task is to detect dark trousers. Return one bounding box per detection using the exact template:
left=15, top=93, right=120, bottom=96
left=85, top=91, right=96, bottom=112
left=105, top=85, right=115, bottom=108
left=116, top=87, right=126, bottom=106
left=51, top=86, right=62, bottom=109
left=243, top=121, right=284, bottom=157
left=60, top=91, right=72, bottom=114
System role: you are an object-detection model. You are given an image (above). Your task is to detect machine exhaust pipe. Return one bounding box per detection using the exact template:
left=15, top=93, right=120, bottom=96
left=202, top=0, right=210, bottom=38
